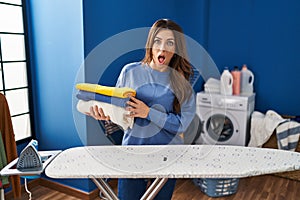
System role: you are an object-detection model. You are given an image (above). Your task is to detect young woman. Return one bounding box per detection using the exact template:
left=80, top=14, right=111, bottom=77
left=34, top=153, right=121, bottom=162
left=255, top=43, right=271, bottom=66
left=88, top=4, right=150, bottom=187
left=89, top=19, right=196, bottom=200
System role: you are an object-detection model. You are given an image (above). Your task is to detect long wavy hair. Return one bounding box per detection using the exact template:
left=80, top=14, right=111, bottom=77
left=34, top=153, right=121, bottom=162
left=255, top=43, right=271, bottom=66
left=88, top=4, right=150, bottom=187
left=142, top=19, right=193, bottom=113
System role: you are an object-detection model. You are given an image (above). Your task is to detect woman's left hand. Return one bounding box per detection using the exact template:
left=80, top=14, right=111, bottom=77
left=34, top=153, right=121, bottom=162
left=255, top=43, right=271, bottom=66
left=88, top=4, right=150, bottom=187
left=126, top=96, right=150, bottom=118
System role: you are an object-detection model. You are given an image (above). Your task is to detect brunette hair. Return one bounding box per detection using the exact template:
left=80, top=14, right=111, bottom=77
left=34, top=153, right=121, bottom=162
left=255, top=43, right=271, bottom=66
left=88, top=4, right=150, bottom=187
left=142, top=19, right=193, bottom=113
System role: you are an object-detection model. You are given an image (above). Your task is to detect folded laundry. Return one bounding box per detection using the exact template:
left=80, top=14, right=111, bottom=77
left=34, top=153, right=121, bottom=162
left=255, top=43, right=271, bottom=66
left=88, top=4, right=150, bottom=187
left=204, top=78, right=220, bottom=94
left=76, top=83, right=136, bottom=98
left=76, top=90, right=129, bottom=108
left=276, top=121, right=300, bottom=151
left=76, top=100, right=134, bottom=130
left=248, top=110, right=287, bottom=147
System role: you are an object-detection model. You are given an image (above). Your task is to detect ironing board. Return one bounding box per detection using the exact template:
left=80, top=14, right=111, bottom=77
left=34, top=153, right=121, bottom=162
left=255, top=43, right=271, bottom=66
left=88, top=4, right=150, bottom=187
left=45, top=145, right=300, bottom=200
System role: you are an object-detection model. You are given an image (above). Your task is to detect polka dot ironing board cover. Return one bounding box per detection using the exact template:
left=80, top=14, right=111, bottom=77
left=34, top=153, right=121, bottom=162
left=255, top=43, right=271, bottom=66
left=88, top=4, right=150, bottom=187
left=45, top=145, right=300, bottom=179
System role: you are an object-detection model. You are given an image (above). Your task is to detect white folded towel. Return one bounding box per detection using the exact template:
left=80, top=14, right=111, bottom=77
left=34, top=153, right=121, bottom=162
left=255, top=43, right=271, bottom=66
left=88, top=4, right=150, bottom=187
left=248, top=110, right=287, bottom=147
left=76, top=100, right=134, bottom=130
left=204, top=78, right=220, bottom=93
left=276, top=121, right=300, bottom=151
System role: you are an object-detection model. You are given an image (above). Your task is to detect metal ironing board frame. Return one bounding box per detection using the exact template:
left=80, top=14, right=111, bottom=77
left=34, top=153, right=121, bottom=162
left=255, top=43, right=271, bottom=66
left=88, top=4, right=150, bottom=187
left=91, top=177, right=168, bottom=200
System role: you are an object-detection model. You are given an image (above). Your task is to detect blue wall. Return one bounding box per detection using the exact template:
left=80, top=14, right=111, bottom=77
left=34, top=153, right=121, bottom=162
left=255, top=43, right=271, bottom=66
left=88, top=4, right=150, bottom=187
left=207, top=0, right=300, bottom=115
left=26, top=0, right=84, bottom=149
left=25, top=0, right=300, bottom=194
left=25, top=0, right=93, bottom=192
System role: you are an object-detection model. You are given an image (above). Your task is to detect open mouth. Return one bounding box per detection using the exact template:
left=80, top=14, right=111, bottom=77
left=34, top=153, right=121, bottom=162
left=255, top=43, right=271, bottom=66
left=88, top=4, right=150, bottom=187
left=158, top=55, right=165, bottom=64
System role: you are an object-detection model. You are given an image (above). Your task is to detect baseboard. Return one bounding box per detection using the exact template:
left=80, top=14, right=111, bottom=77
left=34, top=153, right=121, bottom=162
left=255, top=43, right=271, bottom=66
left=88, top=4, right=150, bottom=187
left=39, top=178, right=98, bottom=200
left=39, top=178, right=118, bottom=199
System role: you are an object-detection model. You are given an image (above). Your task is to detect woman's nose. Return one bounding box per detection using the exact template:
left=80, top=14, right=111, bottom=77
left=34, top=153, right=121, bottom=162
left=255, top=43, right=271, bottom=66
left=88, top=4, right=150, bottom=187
left=158, top=42, right=166, bottom=51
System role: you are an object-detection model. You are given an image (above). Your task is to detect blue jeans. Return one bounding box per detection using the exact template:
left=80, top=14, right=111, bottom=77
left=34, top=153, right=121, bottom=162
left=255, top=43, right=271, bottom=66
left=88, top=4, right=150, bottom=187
left=118, top=178, right=176, bottom=200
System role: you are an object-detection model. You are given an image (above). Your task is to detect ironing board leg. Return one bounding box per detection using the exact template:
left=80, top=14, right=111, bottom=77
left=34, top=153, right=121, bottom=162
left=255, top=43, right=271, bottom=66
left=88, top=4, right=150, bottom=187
left=91, top=178, right=119, bottom=200
left=140, top=178, right=168, bottom=200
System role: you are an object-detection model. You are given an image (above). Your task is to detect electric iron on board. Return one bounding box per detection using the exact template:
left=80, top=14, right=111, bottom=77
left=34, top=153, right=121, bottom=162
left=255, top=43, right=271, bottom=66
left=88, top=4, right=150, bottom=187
left=16, top=140, right=42, bottom=172
left=0, top=140, right=61, bottom=176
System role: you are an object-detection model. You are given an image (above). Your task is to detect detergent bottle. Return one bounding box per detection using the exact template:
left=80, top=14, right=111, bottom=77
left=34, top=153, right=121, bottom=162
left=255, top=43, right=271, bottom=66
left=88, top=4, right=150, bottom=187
left=220, top=67, right=233, bottom=95
left=240, top=64, right=254, bottom=95
left=231, top=66, right=241, bottom=95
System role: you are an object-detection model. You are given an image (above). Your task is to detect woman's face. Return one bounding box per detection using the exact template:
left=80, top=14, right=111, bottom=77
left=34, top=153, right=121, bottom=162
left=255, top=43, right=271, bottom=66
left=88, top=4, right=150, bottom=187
left=151, top=29, right=175, bottom=68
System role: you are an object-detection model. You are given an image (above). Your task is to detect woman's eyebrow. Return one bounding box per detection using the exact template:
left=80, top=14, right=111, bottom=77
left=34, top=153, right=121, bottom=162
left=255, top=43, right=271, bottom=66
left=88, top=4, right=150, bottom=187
left=155, top=36, right=174, bottom=40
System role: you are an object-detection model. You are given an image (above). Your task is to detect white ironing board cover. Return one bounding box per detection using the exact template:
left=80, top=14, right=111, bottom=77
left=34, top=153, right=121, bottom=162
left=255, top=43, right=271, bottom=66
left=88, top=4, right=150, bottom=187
left=45, top=145, right=300, bottom=179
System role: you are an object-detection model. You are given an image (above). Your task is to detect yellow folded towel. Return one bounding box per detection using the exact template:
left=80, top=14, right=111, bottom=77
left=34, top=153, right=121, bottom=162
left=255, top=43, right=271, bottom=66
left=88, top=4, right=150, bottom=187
left=76, top=83, right=136, bottom=98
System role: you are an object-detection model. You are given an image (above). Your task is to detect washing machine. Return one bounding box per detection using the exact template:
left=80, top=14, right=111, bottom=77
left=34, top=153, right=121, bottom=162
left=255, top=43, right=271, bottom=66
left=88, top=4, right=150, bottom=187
left=196, top=92, right=255, bottom=146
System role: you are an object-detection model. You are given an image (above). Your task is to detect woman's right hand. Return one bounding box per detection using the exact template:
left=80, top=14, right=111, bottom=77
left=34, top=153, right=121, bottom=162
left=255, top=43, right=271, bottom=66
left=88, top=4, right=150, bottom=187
left=88, top=105, right=110, bottom=121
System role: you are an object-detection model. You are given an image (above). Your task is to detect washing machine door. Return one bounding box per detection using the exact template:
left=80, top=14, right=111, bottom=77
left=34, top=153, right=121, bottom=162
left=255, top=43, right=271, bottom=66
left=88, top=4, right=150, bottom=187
left=206, top=114, right=234, bottom=142
left=200, top=110, right=242, bottom=145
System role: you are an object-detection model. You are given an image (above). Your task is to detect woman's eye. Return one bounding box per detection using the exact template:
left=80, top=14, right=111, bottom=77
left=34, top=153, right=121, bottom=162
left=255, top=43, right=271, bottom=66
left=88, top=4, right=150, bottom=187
left=167, top=40, right=174, bottom=46
left=154, top=39, right=161, bottom=45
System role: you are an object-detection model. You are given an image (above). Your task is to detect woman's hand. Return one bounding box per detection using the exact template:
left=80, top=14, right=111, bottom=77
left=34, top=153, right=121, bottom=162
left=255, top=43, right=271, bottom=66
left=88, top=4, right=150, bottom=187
left=126, top=96, right=150, bottom=118
left=87, top=105, right=110, bottom=121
